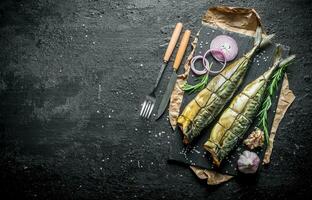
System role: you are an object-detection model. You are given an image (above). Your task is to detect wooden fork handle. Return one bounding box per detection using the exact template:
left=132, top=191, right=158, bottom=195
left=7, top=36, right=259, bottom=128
left=163, top=22, right=183, bottom=63
left=173, top=30, right=191, bottom=71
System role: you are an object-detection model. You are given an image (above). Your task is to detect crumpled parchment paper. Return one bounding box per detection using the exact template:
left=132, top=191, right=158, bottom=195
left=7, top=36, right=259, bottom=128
left=168, top=6, right=296, bottom=185
left=263, top=74, right=295, bottom=164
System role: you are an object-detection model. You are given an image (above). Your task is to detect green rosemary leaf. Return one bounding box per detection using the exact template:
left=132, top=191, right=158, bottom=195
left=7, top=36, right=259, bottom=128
left=183, top=74, right=209, bottom=94
left=257, top=55, right=295, bottom=144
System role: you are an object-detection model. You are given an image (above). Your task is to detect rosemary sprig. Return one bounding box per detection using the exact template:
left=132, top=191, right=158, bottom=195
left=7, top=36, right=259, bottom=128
left=183, top=62, right=212, bottom=94
left=257, top=56, right=295, bottom=144
left=183, top=74, right=209, bottom=94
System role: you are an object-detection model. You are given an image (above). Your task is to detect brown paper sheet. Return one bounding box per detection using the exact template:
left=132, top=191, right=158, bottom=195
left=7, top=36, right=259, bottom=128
left=168, top=6, right=295, bottom=185
left=190, top=166, right=233, bottom=185
left=169, top=37, right=197, bottom=130
left=263, top=74, right=295, bottom=164
left=202, top=6, right=265, bottom=36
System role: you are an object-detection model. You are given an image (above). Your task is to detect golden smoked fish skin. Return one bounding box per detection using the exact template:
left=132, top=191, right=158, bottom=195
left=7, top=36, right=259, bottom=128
left=178, top=27, right=266, bottom=144
left=204, top=47, right=294, bottom=167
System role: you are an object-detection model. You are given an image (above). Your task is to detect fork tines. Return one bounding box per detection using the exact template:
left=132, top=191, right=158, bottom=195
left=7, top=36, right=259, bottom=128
left=140, top=98, right=155, bottom=119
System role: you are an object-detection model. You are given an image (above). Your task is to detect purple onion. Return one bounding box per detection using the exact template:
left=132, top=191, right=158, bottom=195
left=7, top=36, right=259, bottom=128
left=210, top=35, right=238, bottom=62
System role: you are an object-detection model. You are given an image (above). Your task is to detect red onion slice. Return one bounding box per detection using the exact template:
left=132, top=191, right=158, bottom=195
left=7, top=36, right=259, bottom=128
left=202, top=49, right=226, bottom=75
left=210, top=35, right=238, bottom=62
left=190, top=55, right=209, bottom=76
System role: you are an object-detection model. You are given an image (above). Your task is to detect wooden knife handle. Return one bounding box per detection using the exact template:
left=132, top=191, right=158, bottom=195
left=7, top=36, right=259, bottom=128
left=163, top=22, right=183, bottom=62
left=173, top=30, right=191, bottom=71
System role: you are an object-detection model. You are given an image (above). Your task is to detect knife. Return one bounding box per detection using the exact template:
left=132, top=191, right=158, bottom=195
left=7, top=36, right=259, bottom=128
left=156, top=29, right=191, bottom=120
left=151, top=23, right=183, bottom=94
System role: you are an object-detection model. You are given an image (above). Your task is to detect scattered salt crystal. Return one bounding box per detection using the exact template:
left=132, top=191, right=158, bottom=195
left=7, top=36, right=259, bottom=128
left=82, top=24, right=85, bottom=27
left=137, top=161, right=141, bottom=168
left=100, top=15, right=103, bottom=18
left=148, top=130, right=151, bottom=133
left=108, top=115, right=111, bottom=118
left=97, top=110, right=100, bottom=113
left=154, top=134, right=158, bottom=137
left=135, top=128, right=138, bottom=131
left=130, top=159, right=133, bottom=163
left=111, top=110, right=114, bottom=113
left=101, top=125, right=104, bottom=128
left=153, top=113, right=156, bottom=117
left=193, top=149, right=200, bottom=154
left=167, top=141, right=170, bottom=144
left=100, top=167, right=103, bottom=170
left=140, top=64, right=143, bottom=67
left=151, top=162, right=154, bottom=165
left=92, top=41, right=95, bottom=45
left=85, top=34, right=88, bottom=38
left=129, top=57, right=132, bottom=59
left=158, top=132, right=161, bottom=136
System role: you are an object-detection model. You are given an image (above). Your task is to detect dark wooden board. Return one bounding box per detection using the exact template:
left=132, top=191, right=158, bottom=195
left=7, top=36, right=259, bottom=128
left=168, top=25, right=289, bottom=176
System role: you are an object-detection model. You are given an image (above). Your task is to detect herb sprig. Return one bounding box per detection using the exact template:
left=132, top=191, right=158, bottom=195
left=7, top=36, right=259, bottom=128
left=257, top=55, right=295, bottom=144
left=183, top=62, right=212, bottom=94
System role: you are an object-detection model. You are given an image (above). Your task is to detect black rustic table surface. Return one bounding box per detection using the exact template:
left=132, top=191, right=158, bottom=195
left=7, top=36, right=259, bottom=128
left=0, top=0, right=311, bottom=199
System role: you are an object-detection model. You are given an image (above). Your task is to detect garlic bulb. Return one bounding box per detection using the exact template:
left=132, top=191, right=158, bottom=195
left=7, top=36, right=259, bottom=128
left=237, top=150, right=260, bottom=174
left=243, top=129, right=264, bottom=150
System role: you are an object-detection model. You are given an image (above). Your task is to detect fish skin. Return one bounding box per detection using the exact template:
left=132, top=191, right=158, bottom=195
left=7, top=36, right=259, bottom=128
left=204, top=47, right=295, bottom=167
left=178, top=46, right=257, bottom=144
left=177, top=27, right=274, bottom=145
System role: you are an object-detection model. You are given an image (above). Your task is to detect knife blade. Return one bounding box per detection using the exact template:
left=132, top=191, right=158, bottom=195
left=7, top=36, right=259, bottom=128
left=156, top=30, right=191, bottom=120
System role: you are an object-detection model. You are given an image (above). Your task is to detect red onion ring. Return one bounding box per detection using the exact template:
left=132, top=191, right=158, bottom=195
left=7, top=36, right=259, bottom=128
left=190, top=55, right=210, bottom=75
left=202, top=49, right=226, bottom=75
left=210, top=35, right=238, bottom=62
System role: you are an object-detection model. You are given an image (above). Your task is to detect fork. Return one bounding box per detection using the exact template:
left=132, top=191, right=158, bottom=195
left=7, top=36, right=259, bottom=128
left=140, top=22, right=183, bottom=119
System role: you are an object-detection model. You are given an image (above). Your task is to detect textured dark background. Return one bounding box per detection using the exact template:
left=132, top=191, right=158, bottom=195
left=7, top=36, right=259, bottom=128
left=0, top=0, right=311, bottom=199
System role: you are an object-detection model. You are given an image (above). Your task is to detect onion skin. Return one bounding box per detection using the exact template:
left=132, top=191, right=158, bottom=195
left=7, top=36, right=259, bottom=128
left=237, top=150, right=260, bottom=174
left=210, top=35, right=238, bottom=62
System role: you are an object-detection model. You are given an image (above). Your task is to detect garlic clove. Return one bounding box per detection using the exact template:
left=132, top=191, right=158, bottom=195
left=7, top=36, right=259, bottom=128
left=237, top=150, right=260, bottom=174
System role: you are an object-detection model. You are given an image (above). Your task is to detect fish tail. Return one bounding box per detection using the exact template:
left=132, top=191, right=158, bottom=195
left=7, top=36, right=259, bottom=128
left=272, top=45, right=283, bottom=65
left=259, top=34, right=274, bottom=48
left=253, top=26, right=262, bottom=47
left=264, top=46, right=295, bottom=80
left=279, top=54, right=296, bottom=68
